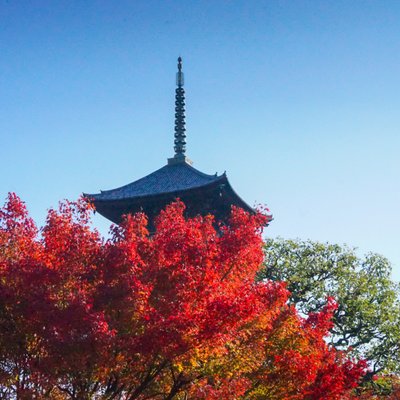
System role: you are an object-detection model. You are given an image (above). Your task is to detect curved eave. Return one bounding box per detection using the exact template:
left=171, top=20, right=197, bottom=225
left=84, top=173, right=256, bottom=226
left=83, top=162, right=223, bottom=202
left=83, top=174, right=228, bottom=205
left=220, top=176, right=254, bottom=214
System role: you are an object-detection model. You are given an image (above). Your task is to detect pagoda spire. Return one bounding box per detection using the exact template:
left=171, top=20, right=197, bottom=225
left=169, top=57, right=192, bottom=165
left=174, top=57, right=186, bottom=156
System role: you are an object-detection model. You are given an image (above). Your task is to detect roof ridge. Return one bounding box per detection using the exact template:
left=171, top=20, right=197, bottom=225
left=181, top=162, right=220, bottom=179
left=84, top=163, right=223, bottom=200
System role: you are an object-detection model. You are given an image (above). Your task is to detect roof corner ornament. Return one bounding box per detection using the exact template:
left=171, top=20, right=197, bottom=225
left=169, top=57, right=192, bottom=166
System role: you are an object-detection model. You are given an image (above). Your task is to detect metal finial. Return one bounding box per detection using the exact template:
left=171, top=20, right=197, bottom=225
left=174, top=57, right=186, bottom=157
left=176, top=57, right=184, bottom=87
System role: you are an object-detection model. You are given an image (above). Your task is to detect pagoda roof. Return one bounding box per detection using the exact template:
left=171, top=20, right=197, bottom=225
left=83, top=57, right=262, bottom=227
left=84, top=161, right=225, bottom=202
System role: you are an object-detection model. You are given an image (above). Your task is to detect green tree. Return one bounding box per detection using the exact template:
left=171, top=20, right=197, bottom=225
left=259, top=238, right=400, bottom=379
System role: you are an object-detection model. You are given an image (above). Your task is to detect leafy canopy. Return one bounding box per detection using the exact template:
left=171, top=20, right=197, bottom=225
left=260, top=238, right=400, bottom=379
left=0, top=194, right=365, bottom=399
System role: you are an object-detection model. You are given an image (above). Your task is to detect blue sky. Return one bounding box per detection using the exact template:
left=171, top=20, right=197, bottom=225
left=1, top=1, right=399, bottom=278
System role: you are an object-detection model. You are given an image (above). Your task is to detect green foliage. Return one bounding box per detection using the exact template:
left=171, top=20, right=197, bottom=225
left=259, top=238, right=400, bottom=376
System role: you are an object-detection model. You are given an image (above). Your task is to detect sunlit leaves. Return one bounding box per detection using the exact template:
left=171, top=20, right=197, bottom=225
left=0, top=195, right=365, bottom=399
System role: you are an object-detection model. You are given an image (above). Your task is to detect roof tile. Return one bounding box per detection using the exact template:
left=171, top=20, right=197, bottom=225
left=85, top=163, right=222, bottom=201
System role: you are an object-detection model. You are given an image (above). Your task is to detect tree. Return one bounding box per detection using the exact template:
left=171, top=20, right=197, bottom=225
left=0, top=194, right=365, bottom=399
left=349, top=374, right=400, bottom=399
left=260, top=238, right=400, bottom=380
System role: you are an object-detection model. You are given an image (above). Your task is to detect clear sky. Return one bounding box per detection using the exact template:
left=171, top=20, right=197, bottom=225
left=1, top=1, right=399, bottom=278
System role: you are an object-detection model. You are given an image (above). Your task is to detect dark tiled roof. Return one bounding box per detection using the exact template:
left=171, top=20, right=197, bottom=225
left=84, top=162, right=223, bottom=201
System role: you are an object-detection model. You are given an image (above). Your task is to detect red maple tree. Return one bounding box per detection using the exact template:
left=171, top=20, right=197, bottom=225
left=0, top=193, right=366, bottom=399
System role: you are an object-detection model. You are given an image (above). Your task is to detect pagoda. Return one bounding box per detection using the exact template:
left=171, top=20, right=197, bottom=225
left=84, top=58, right=254, bottom=229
